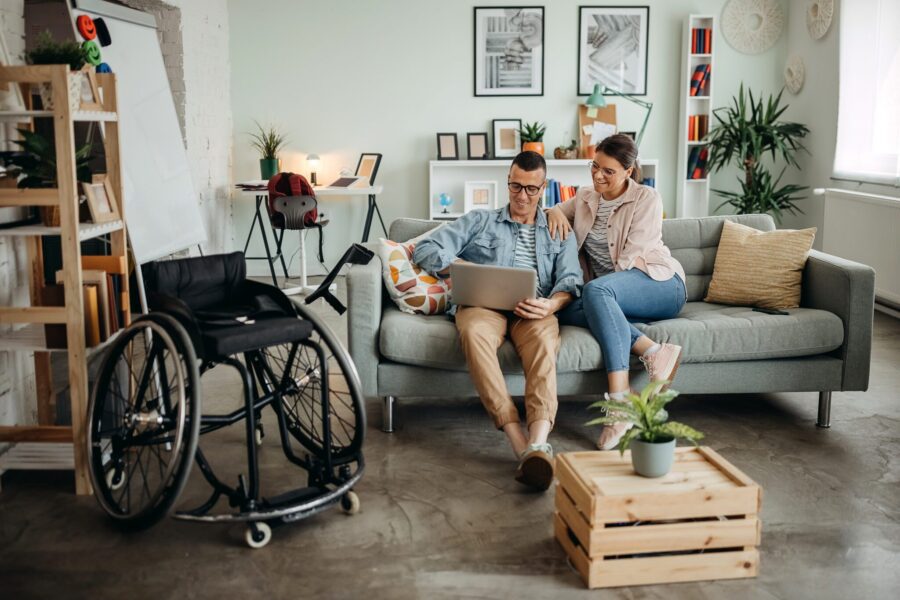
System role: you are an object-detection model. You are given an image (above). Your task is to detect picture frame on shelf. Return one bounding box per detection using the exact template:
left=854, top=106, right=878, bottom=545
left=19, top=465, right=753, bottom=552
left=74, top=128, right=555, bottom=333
left=464, top=180, right=497, bottom=212
left=578, top=6, right=650, bottom=96
left=474, top=7, right=544, bottom=97
left=82, top=178, right=120, bottom=223
left=467, top=132, right=490, bottom=159
left=79, top=67, right=103, bottom=111
left=492, top=119, right=521, bottom=158
left=436, top=133, right=459, bottom=160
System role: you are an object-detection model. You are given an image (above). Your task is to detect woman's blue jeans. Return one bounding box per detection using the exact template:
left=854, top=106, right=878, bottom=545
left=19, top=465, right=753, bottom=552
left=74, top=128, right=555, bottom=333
left=559, top=269, right=686, bottom=373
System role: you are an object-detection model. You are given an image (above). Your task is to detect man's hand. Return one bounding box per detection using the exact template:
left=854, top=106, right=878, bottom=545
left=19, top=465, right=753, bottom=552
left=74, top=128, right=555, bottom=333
left=514, top=297, right=556, bottom=319
left=546, top=208, right=572, bottom=241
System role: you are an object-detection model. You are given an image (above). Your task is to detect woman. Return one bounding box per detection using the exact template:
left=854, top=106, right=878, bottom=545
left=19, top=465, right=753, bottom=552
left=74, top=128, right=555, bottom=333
left=548, top=134, right=687, bottom=450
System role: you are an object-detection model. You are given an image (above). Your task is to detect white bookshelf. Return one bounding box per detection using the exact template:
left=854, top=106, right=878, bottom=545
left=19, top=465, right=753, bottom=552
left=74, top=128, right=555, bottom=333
left=676, top=14, right=716, bottom=218
left=428, top=159, right=659, bottom=220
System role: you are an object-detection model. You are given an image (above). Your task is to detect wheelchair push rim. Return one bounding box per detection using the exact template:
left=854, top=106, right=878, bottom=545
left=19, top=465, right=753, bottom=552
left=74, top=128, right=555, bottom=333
left=87, top=314, right=201, bottom=528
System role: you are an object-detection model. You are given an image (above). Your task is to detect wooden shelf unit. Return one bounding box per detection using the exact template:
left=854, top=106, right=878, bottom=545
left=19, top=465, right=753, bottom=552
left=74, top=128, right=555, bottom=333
left=0, top=65, right=129, bottom=496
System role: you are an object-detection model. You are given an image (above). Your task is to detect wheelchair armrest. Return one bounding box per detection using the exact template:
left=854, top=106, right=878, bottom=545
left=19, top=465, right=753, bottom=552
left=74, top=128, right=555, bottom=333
left=239, top=279, right=299, bottom=317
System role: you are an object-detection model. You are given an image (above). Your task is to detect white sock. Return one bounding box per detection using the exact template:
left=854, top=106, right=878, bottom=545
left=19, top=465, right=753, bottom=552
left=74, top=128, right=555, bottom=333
left=643, top=343, right=662, bottom=357
left=608, top=391, right=627, bottom=402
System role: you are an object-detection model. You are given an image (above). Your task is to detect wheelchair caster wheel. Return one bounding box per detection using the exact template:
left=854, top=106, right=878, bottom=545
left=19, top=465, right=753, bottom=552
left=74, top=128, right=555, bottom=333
left=340, top=491, right=360, bottom=515
left=105, top=468, right=124, bottom=491
left=245, top=522, right=272, bottom=549
left=254, top=425, right=264, bottom=447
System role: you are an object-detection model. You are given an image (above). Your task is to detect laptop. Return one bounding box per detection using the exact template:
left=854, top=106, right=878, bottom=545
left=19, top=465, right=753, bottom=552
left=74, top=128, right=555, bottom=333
left=450, top=262, right=537, bottom=311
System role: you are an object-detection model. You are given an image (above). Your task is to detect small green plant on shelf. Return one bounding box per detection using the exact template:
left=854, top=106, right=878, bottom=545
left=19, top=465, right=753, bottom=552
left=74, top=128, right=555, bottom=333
left=9, top=128, right=92, bottom=188
left=518, top=121, right=546, bottom=143
left=554, top=139, right=579, bottom=159
left=587, top=380, right=704, bottom=454
left=705, top=84, right=810, bottom=223
left=26, top=30, right=86, bottom=70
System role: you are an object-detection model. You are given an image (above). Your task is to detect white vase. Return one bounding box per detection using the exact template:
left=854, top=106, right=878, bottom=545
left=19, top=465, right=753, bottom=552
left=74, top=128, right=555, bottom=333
left=37, top=70, right=84, bottom=112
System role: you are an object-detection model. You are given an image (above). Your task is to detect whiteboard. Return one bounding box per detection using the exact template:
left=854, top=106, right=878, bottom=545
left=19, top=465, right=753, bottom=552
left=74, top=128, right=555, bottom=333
left=71, top=3, right=206, bottom=263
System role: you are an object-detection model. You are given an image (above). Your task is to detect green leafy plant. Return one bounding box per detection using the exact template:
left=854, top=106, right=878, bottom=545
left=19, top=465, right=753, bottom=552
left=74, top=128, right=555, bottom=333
left=518, top=121, right=546, bottom=143
left=586, top=380, right=704, bottom=454
left=27, top=30, right=86, bottom=71
left=9, top=128, right=92, bottom=188
left=705, top=84, right=810, bottom=223
left=249, top=121, right=287, bottom=159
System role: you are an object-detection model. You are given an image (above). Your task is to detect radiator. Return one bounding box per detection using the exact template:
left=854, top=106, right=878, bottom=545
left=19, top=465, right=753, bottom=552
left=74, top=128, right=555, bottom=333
left=820, top=187, right=900, bottom=307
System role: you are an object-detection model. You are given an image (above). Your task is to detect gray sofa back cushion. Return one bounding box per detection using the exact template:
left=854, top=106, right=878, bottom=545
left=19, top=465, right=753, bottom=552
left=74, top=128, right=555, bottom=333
left=388, top=213, right=776, bottom=302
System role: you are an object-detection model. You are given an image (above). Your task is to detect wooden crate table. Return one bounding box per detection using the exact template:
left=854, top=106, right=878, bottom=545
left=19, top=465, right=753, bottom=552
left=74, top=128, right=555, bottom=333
left=554, top=446, right=762, bottom=589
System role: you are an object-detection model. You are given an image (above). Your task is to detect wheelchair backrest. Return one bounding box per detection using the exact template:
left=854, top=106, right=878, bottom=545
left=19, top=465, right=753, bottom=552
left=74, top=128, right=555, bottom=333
left=144, top=251, right=246, bottom=311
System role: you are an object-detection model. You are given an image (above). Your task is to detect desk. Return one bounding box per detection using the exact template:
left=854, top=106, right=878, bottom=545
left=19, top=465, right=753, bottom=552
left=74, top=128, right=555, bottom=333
left=235, top=183, right=386, bottom=293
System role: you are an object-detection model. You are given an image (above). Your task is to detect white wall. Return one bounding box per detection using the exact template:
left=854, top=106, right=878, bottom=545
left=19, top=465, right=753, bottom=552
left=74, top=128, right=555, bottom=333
left=228, top=0, right=788, bottom=275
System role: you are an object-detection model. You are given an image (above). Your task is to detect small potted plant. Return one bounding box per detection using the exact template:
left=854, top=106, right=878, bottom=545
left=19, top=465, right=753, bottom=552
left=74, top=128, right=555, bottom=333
left=26, top=30, right=88, bottom=112
left=519, top=121, right=546, bottom=156
left=553, top=139, right=578, bottom=160
left=250, top=121, right=287, bottom=180
left=587, top=380, right=704, bottom=477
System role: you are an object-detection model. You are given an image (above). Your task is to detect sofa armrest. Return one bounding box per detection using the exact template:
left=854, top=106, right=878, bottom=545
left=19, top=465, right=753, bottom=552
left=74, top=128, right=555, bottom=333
left=346, top=242, right=383, bottom=398
left=801, top=249, right=875, bottom=391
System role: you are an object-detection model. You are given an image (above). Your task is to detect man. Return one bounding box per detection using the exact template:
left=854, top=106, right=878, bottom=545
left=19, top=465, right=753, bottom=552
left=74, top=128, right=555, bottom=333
left=413, top=151, right=582, bottom=491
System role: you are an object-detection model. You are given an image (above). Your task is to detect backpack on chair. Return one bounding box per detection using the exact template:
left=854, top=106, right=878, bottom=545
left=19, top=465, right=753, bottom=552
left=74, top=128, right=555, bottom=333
left=266, top=172, right=318, bottom=227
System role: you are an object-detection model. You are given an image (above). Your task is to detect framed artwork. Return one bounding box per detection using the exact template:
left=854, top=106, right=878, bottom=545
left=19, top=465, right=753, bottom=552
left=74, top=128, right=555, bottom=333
left=82, top=178, right=120, bottom=223
left=474, top=7, right=544, bottom=96
left=355, top=152, right=382, bottom=184
left=492, top=119, right=521, bottom=158
left=79, top=68, right=103, bottom=111
left=436, top=133, right=459, bottom=160
left=464, top=181, right=498, bottom=212
left=467, top=132, right=490, bottom=159
left=578, top=6, right=650, bottom=96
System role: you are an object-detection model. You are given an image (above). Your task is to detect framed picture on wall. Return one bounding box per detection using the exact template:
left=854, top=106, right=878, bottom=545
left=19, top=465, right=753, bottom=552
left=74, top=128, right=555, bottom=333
left=436, top=133, right=459, bottom=160
left=464, top=180, right=498, bottom=212
left=467, top=132, right=490, bottom=159
left=578, top=6, right=650, bottom=96
left=474, top=7, right=544, bottom=96
left=492, top=119, right=521, bottom=158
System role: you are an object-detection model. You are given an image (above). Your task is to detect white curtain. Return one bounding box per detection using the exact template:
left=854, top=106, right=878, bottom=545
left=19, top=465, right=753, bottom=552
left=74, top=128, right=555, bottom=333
left=834, top=0, right=900, bottom=185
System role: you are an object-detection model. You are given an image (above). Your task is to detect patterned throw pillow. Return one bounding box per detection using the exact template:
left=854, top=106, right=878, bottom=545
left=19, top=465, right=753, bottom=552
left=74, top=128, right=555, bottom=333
left=377, top=232, right=451, bottom=315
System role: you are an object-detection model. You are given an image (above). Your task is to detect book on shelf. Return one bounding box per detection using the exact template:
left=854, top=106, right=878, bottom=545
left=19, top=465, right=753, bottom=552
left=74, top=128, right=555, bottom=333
left=692, top=147, right=709, bottom=179
left=41, top=284, right=102, bottom=349
left=690, top=64, right=711, bottom=97
left=691, top=27, right=712, bottom=54
left=688, top=114, right=709, bottom=141
left=542, top=179, right=578, bottom=208
left=642, top=177, right=656, bottom=188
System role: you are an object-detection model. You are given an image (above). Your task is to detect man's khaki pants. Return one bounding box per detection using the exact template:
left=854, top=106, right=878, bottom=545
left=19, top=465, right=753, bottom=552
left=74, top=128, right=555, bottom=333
left=455, top=306, right=561, bottom=430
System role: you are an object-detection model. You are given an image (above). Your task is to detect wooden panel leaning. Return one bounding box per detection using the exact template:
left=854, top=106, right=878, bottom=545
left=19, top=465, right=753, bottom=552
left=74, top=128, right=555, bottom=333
left=554, top=446, right=762, bottom=589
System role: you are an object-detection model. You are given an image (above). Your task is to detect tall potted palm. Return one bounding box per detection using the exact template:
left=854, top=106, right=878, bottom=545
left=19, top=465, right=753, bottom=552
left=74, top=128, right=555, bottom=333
left=250, top=121, right=287, bottom=180
left=705, top=85, right=810, bottom=223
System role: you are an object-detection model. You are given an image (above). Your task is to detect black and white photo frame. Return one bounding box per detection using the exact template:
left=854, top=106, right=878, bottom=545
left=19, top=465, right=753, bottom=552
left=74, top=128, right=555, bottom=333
left=578, top=6, right=650, bottom=96
left=474, top=7, right=544, bottom=96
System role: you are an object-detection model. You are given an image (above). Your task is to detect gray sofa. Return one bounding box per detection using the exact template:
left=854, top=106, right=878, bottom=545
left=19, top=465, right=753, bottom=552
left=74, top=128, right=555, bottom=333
left=347, top=214, right=875, bottom=432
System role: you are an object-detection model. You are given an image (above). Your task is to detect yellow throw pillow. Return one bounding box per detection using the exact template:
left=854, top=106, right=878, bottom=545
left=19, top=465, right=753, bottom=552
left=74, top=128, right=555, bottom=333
left=705, top=220, right=817, bottom=309
left=377, top=230, right=451, bottom=315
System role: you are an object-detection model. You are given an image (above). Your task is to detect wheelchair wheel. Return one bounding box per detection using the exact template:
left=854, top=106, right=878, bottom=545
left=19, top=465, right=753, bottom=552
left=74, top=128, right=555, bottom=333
left=87, top=313, right=201, bottom=529
left=260, top=301, right=365, bottom=462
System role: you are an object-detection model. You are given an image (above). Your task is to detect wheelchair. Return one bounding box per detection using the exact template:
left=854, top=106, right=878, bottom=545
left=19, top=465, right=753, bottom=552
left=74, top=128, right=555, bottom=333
left=86, top=251, right=365, bottom=548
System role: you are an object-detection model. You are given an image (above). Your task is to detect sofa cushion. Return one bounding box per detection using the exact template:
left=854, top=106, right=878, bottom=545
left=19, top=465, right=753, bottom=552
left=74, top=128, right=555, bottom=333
left=378, top=301, right=844, bottom=372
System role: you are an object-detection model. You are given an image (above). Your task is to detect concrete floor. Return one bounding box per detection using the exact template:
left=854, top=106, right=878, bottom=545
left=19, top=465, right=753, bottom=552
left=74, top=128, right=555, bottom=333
left=1, top=277, right=899, bottom=599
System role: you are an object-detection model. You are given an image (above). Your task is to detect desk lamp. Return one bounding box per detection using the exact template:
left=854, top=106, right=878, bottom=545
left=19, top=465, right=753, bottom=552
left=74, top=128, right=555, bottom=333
left=307, top=154, right=320, bottom=186
left=585, top=83, right=653, bottom=148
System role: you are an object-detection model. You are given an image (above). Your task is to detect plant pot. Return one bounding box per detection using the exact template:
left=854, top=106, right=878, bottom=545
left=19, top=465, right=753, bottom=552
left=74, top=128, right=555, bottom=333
left=553, top=147, right=578, bottom=160
left=522, top=141, right=544, bottom=156
left=630, top=437, right=676, bottom=478
left=259, top=158, right=280, bottom=180
left=37, top=69, right=84, bottom=112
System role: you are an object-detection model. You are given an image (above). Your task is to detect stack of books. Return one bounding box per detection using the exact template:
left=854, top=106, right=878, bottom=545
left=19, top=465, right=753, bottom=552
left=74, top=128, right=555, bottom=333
left=691, top=27, right=712, bottom=53
left=542, top=180, right=579, bottom=208
left=688, top=114, right=709, bottom=141
left=689, top=64, right=711, bottom=97
left=686, top=147, right=709, bottom=180
left=641, top=177, right=656, bottom=189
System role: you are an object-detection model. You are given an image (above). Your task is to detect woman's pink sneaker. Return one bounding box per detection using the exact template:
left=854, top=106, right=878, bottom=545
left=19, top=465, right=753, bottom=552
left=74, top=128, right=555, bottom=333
left=640, top=343, right=683, bottom=389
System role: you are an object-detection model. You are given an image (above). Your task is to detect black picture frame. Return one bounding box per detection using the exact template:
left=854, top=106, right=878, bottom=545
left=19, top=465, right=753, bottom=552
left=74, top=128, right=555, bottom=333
left=474, top=6, right=545, bottom=97
left=577, top=6, right=650, bottom=96
left=492, top=118, right=522, bottom=158
left=436, top=133, right=459, bottom=160
left=619, top=131, right=636, bottom=141
left=467, top=132, right=490, bottom=159
left=355, top=153, right=383, bottom=184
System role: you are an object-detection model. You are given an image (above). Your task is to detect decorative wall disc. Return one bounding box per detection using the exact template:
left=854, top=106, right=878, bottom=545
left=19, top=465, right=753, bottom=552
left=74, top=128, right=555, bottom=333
left=806, top=0, right=834, bottom=40
left=722, top=0, right=785, bottom=55
left=784, top=54, right=805, bottom=94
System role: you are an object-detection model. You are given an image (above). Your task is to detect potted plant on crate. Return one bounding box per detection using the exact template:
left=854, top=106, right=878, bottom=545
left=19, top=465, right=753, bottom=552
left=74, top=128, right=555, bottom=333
left=587, top=380, right=704, bottom=477
left=250, top=121, right=287, bottom=180
left=26, top=31, right=88, bottom=112
left=553, top=139, right=578, bottom=160
left=518, top=121, right=546, bottom=156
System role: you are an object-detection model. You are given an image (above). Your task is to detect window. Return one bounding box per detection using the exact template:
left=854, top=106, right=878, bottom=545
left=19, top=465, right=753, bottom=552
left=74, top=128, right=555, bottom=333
left=834, top=0, right=900, bottom=185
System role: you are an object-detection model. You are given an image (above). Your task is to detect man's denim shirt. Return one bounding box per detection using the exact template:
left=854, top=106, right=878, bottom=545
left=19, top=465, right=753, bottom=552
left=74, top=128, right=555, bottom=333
left=413, top=205, right=583, bottom=315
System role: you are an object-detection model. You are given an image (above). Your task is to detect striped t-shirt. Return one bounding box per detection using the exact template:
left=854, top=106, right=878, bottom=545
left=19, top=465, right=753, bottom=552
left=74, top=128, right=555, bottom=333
left=583, top=197, right=626, bottom=276
left=514, top=223, right=538, bottom=271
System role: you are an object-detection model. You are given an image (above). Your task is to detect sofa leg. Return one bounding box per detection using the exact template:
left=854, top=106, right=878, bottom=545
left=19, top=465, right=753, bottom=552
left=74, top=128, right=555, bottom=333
left=816, top=391, right=832, bottom=428
left=382, top=396, right=395, bottom=433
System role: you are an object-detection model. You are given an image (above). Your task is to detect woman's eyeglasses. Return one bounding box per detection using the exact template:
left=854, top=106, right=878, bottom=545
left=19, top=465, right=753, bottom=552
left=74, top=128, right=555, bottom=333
left=507, top=181, right=545, bottom=197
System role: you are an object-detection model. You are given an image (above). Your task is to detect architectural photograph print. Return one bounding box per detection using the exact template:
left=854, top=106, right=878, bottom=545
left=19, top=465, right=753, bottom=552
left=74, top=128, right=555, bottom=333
left=474, top=7, right=544, bottom=96
left=578, top=6, right=650, bottom=95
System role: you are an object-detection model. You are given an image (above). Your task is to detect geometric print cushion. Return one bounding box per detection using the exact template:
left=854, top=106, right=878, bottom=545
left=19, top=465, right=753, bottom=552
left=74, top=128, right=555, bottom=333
left=377, top=234, right=451, bottom=315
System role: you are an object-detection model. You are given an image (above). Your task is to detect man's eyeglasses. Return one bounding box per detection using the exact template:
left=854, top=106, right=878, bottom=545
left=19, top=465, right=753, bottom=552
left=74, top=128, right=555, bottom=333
left=508, top=181, right=545, bottom=197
